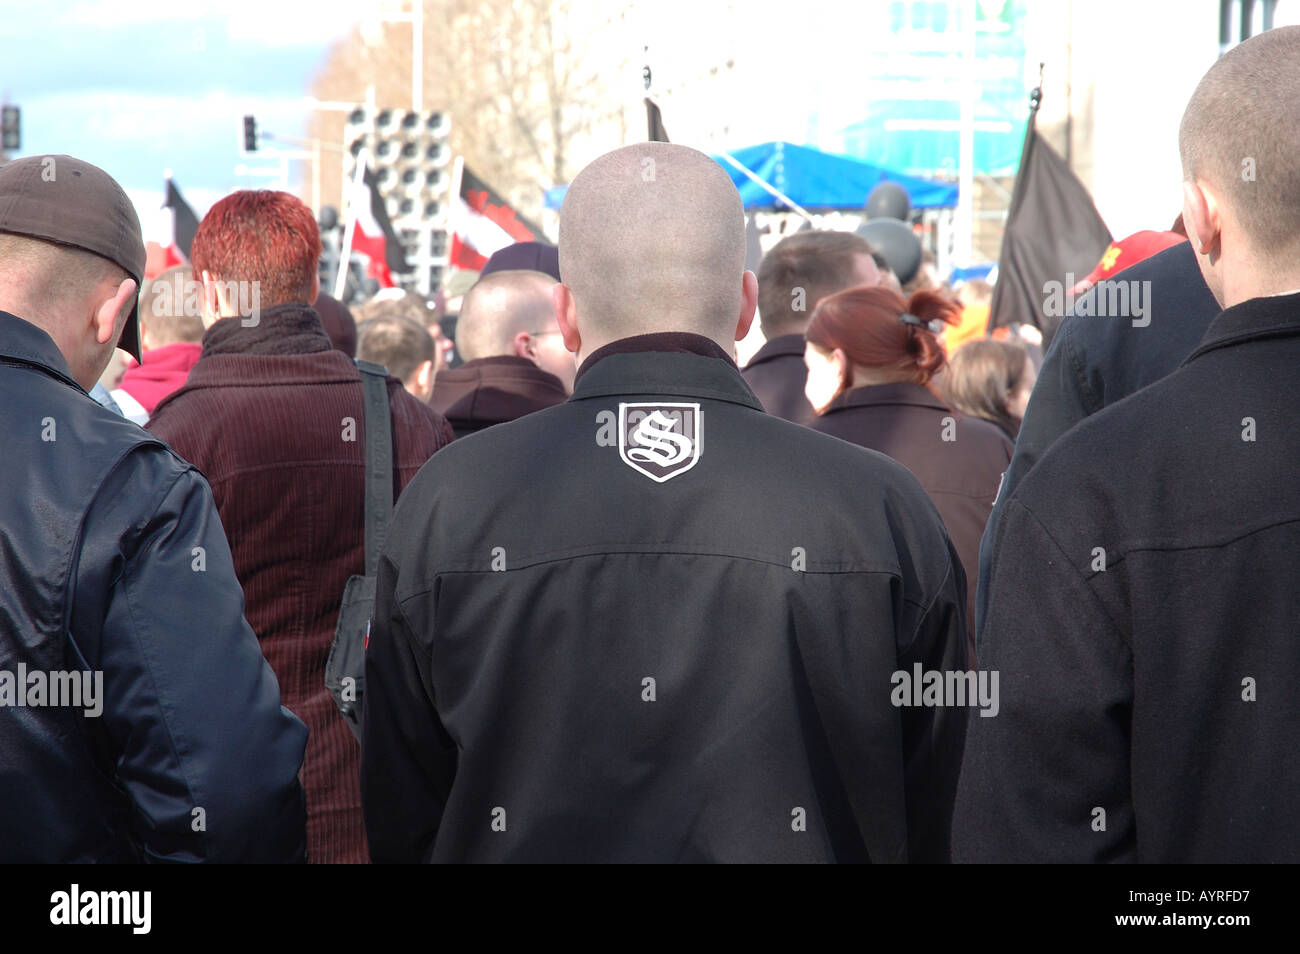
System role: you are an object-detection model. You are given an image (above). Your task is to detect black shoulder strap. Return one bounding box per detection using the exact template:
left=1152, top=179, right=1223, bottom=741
left=354, top=359, right=393, bottom=578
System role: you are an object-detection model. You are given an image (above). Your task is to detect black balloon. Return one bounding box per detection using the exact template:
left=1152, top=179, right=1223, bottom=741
left=865, top=181, right=912, bottom=221
left=855, top=218, right=922, bottom=285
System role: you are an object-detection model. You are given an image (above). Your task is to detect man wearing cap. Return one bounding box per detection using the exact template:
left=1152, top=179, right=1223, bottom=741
left=0, top=154, right=308, bottom=862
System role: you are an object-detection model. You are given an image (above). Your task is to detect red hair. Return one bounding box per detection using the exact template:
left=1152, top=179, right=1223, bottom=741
left=806, top=285, right=959, bottom=387
left=191, top=190, right=321, bottom=308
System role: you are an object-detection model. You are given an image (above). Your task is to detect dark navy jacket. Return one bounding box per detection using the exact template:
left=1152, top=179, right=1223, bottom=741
left=0, top=310, right=307, bottom=862
left=362, top=333, right=968, bottom=863
left=974, top=241, right=1220, bottom=642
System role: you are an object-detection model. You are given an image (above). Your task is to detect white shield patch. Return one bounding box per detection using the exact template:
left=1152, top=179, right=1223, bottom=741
left=618, top=402, right=702, bottom=482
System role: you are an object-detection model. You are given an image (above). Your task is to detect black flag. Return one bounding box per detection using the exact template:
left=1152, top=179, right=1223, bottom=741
left=645, top=98, right=670, bottom=143
left=988, top=86, right=1111, bottom=347
left=163, top=178, right=200, bottom=261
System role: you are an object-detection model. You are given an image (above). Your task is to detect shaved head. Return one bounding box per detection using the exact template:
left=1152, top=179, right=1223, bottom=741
left=1179, top=25, right=1300, bottom=259
left=0, top=231, right=135, bottom=389
left=557, top=143, right=751, bottom=353
left=456, top=269, right=556, bottom=362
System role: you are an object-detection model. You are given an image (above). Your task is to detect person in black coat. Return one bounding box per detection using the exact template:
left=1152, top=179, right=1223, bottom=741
left=742, top=230, right=880, bottom=425
left=362, top=143, right=969, bottom=863
left=972, top=239, right=1219, bottom=639
left=954, top=25, right=1300, bottom=861
left=805, top=286, right=1012, bottom=668
left=0, top=155, right=307, bottom=863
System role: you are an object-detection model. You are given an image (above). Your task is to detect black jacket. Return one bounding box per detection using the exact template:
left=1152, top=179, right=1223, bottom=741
left=974, top=241, right=1220, bottom=640
left=0, top=310, right=308, bottom=863
left=363, top=333, right=968, bottom=863
left=741, top=333, right=815, bottom=425
left=954, top=290, right=1300, bottom=862
left=810, top=383, right=1012, bottom=667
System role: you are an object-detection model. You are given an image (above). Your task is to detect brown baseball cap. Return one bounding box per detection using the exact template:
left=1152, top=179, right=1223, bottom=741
left=0, top=154, right=146, bottom=360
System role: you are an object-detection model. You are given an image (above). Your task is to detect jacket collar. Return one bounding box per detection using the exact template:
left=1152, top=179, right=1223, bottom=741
left=745, top=332, right=806, bottom=365
left=571, top=332, right=763, bottom=411
left=200, top=301, right=333, bottom=358
left=1184, top=289, right=1300, bottom=365
left=432, top=356, right=567, bottom=405
left=821, top=380, right=950, bottom=415
left=443, top=354, right=564, bottom=384
left=0, top=310, right=85, bottom=393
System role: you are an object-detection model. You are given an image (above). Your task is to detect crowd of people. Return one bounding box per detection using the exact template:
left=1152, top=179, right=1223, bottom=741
left=1, top=25, right=1297, bottom=863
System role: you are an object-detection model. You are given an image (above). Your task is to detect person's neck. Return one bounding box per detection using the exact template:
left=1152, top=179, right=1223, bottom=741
left=1218, top=255, right=1300, bottom=308
left=575, top=331, right=733, bottom=369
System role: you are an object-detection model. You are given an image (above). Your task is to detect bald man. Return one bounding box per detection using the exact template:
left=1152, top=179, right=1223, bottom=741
left=429, top=269, right=570, bottom=438
left=362, top=143, right=968, bottom=863
left=955, top=26, right=1300, bottom=863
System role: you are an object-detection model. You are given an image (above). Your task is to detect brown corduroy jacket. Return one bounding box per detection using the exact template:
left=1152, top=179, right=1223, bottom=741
left=148, top=302, right=453, bottom=863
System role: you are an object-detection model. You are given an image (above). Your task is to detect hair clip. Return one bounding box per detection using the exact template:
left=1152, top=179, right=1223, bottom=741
left=899, top=313, right=944, bottom=334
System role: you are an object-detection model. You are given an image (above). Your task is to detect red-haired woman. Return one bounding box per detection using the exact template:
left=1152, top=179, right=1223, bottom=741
left=803, top=286, right=1012, bottom=667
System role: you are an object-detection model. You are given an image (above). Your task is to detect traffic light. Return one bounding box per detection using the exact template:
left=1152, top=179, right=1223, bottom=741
left=1, top=105, right=19, bottom=152
left=243, top=114, right=258, bottom=152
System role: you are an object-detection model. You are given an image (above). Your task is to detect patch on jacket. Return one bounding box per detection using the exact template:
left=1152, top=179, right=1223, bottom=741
left=616, top=402, right=702, bottom=482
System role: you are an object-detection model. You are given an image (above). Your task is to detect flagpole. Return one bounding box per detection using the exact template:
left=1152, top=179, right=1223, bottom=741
left=985, top=70, right=1040, bottom=338
left=637, top=50, right=810, bottom=225
left=714, top=151, right=814, bottom=222
left=447, top=154, right=465, bottom=267
left=335, top=149, right=369, bottom=300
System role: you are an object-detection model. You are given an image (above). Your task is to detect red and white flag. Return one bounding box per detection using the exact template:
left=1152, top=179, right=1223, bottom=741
left=346, top=160, right=412, bottom=288
left=449, top=159, right=546, bottom=271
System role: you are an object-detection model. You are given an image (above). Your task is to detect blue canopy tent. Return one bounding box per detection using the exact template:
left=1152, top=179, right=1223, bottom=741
left=544, top=140, right=958, bottom=212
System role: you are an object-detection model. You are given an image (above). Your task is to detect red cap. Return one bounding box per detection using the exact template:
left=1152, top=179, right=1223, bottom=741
left=1071, top=230, right=1186, bottom=295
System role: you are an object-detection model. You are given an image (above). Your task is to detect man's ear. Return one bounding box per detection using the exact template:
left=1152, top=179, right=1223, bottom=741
left=735, top=270, right=758, bottom=342
left=310, top=271, right=320, bottom=303
left=512, top=330, right=535, bottom=360
left=1182, top=178, right=1221, bottom=261
left=553, top=283, right=581, bottom=355
left=832, top=346, right=852, bottom=393
left=200, top=269, right=223, bottom=325
left=94, top=277, right=138, bottom=347
left=415, top=359, right=434, bottom=396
